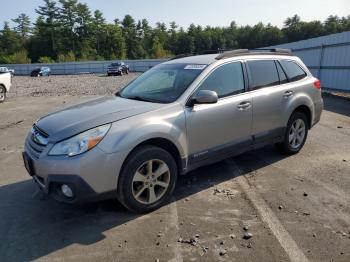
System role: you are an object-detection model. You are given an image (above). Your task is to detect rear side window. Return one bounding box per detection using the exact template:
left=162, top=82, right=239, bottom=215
left=280, top=60, right=307, bottom=82
left=197, top=62, right=244, bottom=98
left=247, top=60, right=279, bottom=90
left=276, top=61, right=288, bottom=84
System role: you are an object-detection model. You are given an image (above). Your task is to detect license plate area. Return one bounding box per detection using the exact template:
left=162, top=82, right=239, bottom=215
left=22, top=152, right=35, bottom=176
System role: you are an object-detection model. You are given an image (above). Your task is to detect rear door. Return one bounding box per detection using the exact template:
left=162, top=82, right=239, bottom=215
left=185, top=61, right=253, bottom=166
left=246, top=59, right=291, bottom=145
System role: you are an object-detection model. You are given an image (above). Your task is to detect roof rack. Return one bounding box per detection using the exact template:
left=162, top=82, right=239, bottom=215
left=216, top=48, right=292, bottom=60
left=169, top=48, right=234, bottom=60
left=170, top=48, right=292, bottom=61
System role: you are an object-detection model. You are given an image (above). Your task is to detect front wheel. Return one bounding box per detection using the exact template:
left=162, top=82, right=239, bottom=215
left=276, top=112, right=308, bottom=155
left=0, top=86, right=6, bottom=103
left=117, top=146, right=178, bottom=213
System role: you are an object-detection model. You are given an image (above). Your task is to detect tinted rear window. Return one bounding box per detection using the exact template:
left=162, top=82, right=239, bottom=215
left=280, top=60, right=307, bottom=82
left=247, top=60, right=279, bottom=90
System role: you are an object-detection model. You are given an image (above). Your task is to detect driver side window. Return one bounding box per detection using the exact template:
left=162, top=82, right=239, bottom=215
left=197, top=62, right=245, bottom=98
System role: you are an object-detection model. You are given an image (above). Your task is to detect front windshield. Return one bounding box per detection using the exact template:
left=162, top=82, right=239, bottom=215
left=119, top=63, right=206, bottom=103
left=111, top=63, right=121, bottom=66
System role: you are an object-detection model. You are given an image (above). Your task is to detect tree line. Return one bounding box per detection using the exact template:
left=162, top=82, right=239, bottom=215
left=1, top=0, right=350, bottom=64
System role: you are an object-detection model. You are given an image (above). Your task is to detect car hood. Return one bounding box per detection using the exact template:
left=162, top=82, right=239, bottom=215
left=36, top=96, right=165, bottom=142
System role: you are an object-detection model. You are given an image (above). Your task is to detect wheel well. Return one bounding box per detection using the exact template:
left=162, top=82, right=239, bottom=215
left=292, top=105, right=311, bottom=128
left=134, top=138, right=183, bottom=174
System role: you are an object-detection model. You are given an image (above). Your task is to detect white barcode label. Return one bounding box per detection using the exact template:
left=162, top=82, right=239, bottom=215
left=184, top=64, right=207, bottom=70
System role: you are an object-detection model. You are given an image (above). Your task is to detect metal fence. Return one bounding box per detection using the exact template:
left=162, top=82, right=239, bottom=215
left=267, top=31, right=350, bottom=92
left=0, top=59, right=167, bottom=76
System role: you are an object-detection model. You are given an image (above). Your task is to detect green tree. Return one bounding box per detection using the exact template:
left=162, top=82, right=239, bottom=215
left=99, top=24, right=126, bottom=59
left=38, top=56, right=55, bottom=63
left=0, top=50, right=31, bottom=64
left=122, top=15, right=146, bottom=59
left=0, top=22, right=22, bottom=55
left=58, top=0, right=79, bottom=53
left=175, top=28, right=194, bottom=54
left=90, top=10, right=106, bottom=58
left=12, top=13, right=31, bottom=39
left=35, top=0, right=60, bottom=57
left=150, top=36, right=171, bottom=58
left=57, top=51, right=76, bottom=62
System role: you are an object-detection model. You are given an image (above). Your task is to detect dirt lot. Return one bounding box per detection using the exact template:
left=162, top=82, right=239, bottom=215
left=0, top=75, right=349, bottom=262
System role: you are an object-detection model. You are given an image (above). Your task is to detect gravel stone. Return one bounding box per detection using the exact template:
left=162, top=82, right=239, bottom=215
left=9, top=74, right=140, bottom=98
left=243, top=232, right=253, bottom=240
left=219, top=249, right=227, bottom=256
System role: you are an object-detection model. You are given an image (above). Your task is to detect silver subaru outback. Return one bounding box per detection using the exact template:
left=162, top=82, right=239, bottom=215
left=23, top=49, right=323, bottom=212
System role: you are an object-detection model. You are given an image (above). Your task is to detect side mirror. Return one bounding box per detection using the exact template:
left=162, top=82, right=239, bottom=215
left=189, top=90, right=218, bottom=106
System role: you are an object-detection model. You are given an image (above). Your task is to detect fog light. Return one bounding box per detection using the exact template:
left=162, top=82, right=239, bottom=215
left=61, top=184, right=73, bottom=198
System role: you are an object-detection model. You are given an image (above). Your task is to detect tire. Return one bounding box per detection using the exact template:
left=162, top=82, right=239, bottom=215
left=117, top=145, right=178, bottom=213
left=276, top=112, right=309, bottom=155
left=0, top=85, right=6, bottom=103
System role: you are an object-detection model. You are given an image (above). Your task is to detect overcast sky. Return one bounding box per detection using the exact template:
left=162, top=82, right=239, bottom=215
left=2, top=0, right=350, bottom=28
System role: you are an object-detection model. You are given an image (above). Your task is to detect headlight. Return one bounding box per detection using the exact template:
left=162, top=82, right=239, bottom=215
left=49, top=124, right=111, bottom=157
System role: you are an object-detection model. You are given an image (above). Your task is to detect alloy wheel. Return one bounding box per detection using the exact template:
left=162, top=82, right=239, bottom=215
left=131, top=159, right=170, bottom=204
left=289, top=119, right=306, bottom=149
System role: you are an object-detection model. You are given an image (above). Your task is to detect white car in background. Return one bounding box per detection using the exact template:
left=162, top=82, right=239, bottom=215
left=0, top=71, right=12, bottom=102
left=0, top=67, right=15, bottom=76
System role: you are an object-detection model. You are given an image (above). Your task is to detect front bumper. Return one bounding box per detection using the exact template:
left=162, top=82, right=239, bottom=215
left=23, top=134, right=128, bottom=204
left=107, top=69, right=122, bottom=74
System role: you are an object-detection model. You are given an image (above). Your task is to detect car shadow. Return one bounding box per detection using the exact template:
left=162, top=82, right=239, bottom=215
left=323, top=95, right=350, bottom=117
left=0, top=146, right=286, bottom=261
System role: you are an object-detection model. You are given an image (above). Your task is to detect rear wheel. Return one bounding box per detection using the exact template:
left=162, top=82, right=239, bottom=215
left=0, top=86, right=6, bottom=103
left=276, top=112, right=308, bottom=155
left=117, top=146, right=178, bottom=213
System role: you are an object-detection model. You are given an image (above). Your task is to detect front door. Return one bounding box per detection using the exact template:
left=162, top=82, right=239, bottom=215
left=185, top=61, right=252, bottom=166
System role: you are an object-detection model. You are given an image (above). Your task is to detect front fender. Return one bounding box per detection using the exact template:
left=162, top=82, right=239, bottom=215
left=97, top=104, right=188, bottom=158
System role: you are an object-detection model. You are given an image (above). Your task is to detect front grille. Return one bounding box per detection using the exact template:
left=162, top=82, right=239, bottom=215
left=26, top=125, right=49, bottom=159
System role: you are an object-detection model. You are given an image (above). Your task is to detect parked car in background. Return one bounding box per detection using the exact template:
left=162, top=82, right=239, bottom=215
left=0, top=67, right=15, bottom=76
left=23, top=49, right=323, bottom=213
left=0, top=72, right=12, bottom=102
left=30, top=67, right=51, bottom=77
left=107, top=62, right=129, bottom=76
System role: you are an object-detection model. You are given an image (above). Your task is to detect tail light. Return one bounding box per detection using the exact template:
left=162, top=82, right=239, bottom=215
left=313, top=79, right=321, bottom=90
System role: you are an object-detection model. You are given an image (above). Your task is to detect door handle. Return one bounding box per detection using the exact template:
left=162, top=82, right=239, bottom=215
left=283, top=90, right=293, bottom=98
left=237, top=101, right=251, bottom=110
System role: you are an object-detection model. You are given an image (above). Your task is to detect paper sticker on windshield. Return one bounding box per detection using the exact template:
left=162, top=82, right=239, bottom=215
left=184, top=64, right=207, bottom=70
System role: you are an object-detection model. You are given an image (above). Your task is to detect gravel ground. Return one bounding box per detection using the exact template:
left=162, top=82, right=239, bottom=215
left=8, top=74, right=140, bottom=97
